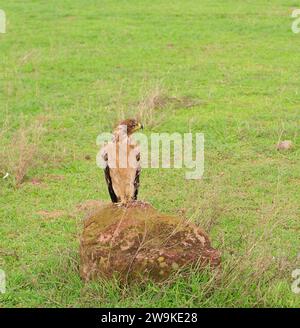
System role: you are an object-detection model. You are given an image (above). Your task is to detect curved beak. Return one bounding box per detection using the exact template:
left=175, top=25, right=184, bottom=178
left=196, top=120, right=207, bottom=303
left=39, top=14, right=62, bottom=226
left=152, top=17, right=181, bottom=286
left=137, top=122, right=143, bottom=130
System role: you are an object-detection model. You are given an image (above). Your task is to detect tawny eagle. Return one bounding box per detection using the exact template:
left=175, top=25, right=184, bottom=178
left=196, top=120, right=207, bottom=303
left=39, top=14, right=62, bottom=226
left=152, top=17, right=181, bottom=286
left=100, top=119, right=143, bottom=204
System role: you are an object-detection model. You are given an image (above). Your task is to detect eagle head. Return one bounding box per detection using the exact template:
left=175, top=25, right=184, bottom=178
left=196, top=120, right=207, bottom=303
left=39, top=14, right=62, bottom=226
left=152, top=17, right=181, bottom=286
left=117, top=118, right=144, bottom=136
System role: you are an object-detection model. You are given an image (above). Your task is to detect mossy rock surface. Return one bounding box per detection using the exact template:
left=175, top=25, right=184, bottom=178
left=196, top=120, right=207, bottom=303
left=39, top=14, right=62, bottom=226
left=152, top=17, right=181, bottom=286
left=80, top=201, right=221, bottom=281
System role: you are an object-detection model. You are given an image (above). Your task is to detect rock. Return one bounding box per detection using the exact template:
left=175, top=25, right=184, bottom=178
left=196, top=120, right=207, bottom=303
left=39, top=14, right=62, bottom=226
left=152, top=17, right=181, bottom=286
left=276, top=140, right=293, bottom=151
left=80, top=201, right=221, bottom=282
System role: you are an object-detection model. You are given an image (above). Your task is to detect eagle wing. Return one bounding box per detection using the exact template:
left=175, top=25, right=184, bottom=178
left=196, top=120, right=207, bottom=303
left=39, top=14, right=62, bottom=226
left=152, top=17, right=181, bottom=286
left=133, top=148, right=141, bottom=200
left=101, top=145, right=118, bottom=203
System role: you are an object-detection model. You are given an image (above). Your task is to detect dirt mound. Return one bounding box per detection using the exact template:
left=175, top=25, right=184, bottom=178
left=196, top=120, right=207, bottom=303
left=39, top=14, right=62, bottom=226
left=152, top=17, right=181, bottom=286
left=80, top=201, right=220, bottom=282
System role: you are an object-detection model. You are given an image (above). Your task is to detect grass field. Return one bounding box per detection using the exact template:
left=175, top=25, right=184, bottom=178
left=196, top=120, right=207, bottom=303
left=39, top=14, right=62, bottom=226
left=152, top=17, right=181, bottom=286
left=0, top=0, right=300, bottom=307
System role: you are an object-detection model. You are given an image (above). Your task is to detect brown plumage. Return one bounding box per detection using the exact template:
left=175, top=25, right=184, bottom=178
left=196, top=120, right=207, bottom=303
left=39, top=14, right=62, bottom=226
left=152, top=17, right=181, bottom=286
left=101, top=118, right=143, bottom=204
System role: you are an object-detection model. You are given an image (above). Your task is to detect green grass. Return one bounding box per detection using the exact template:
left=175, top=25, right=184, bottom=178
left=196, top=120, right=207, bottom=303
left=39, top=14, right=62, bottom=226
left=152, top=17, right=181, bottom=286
left=0, top=0, right=300, bottom=307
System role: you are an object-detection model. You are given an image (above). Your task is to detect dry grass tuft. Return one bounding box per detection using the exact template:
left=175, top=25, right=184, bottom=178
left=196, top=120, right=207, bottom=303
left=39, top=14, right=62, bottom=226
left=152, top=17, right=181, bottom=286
left=0, top=116, right=46, bottom=187
left=137, top=85, right=168, bottom=127
left=137, top=85, right=204, bottom=127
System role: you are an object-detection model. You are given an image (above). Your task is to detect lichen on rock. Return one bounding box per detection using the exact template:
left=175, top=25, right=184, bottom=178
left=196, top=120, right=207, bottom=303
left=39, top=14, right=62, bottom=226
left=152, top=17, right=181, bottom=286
left=80, top=201, right=221, bottom=282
